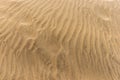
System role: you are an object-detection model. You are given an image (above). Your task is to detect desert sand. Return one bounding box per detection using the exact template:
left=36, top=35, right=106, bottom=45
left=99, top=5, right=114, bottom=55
left=0, top=0, right=120, bottom=80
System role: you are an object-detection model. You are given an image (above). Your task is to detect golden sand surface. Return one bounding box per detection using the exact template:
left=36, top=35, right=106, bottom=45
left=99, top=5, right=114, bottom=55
left=0, top=0, right=120, bottom=80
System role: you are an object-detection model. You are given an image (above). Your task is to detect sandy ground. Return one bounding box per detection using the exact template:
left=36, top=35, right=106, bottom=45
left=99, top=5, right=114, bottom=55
left=0, top=0, right=120, bottom=80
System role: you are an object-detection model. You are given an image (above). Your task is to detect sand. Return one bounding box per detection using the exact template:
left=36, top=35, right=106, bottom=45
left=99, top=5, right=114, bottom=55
left=0, top=0, right=120, bottom=80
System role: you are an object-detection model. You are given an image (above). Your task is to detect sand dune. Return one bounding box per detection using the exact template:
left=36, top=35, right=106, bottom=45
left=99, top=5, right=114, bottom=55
left=0, top=0, right=120, bottom=80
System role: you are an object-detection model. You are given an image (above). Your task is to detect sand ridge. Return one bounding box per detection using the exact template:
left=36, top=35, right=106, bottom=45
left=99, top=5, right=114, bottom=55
left=0, top=0, right=120, bottom=80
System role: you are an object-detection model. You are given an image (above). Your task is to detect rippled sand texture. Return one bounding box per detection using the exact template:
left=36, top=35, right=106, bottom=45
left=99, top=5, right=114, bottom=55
left=0, top=0, right=120, bottom=80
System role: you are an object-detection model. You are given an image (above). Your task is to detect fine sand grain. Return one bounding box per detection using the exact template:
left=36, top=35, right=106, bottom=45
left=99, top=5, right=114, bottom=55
left=0, top=0, right=120, bottom=80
